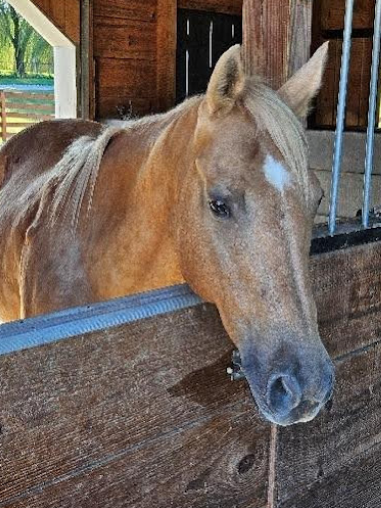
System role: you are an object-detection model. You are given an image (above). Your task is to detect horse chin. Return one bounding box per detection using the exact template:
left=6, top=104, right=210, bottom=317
left=257, top=403, right=324, bottom=427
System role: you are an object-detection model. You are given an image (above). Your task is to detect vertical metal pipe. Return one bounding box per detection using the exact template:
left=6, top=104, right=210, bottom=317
left=328, top=0, right=355, bottom=235
left=362, top=0, right=381, bottom=228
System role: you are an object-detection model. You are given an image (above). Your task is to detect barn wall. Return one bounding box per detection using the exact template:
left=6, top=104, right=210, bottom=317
left=1, top=240, right=381, bottom=507
left=311, top=0, right=375, bottom=130
left=92, top=0, right=243, bottom=119
left=32, top=0, right=80, bottom=44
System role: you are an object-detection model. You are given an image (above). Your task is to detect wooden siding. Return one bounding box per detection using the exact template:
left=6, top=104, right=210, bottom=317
left=1, top=241, right=381, bottom=506
left=32, top=0, right=80, bottom=44
left=311, top=0, right=376, bottom=130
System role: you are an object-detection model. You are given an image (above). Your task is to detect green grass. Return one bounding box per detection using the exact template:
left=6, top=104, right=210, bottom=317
left=0, top=74, right=53, bottom=86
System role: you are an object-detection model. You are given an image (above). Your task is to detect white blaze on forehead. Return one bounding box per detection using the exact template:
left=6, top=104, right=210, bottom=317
left=263, top=154, right=290, bottom=192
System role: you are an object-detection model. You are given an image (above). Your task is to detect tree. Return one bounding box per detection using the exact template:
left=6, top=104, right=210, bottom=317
left=0, top=0, right=53, bottom=77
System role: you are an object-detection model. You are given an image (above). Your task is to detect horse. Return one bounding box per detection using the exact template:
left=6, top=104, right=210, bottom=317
left=0, top=44, right=334, bottom=426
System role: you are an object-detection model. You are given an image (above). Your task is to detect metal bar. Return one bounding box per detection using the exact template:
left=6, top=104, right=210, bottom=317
left=362, top=0, right=381, bottom=228
left=328, top=0, right=355, bottom=236
left=0, top=284, right=202, bottom=356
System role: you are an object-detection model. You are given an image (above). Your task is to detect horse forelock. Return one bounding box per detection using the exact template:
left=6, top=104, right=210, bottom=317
left=242, top=80, right=310, bottom=204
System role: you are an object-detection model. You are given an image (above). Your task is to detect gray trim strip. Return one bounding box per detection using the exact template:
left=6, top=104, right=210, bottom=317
left=0, top=284, right=202, bottom=356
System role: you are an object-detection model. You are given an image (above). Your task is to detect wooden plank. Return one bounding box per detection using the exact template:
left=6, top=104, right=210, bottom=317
left=94, top=19, right=156, bottom=60
left=0, top=90, right=6, bottom=142
left=321, top=0, right=375, bottom=31
left=5, top=122, right=42, bottom=128
left=312, top=37, right=372, bottom=129
left=6, top=103, right=55, bottom=113
left=93, top=0, right=157, bottom=23
left=156, top=0, right=177, bottom=111
left=178, top=0, right=242, bottom=16
left=96, top=57, right=156, bottom=117
left=288, top=0, right=313, bottom=77
left=64, top=0, right=81, bottom=44
left=0, top=304, right=270, bottom=508
left=3, top=92, right=54, bottom=101
left=311, top=242, right=381, bottom=358
left=274, top=343, right=381, bottom=508
left=32, top=0, right=80, bottom=45
left=242, top=0, right=291, bottom=88
left=5, top=112, right=53, bottom=120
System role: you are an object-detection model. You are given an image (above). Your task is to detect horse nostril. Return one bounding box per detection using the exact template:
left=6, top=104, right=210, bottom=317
left=267, top=374, right=302, bottom=415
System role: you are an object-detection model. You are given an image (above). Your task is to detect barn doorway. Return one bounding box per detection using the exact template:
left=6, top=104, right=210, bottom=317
left=176, top=9, right=242, bottom=103
left=6, top=0, right=76, bottom=118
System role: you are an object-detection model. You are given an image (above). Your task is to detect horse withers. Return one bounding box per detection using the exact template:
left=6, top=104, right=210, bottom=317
left=0, top=44, right=333, bottom=426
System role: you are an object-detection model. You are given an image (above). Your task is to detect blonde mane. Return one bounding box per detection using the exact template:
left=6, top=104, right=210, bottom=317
left=6, top=97, right=201, bottom=231
left=4, top=85, right=308, bottom=232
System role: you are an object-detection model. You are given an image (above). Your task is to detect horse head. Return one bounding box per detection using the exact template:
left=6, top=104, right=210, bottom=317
left=176, top=43, right=334, bottom=426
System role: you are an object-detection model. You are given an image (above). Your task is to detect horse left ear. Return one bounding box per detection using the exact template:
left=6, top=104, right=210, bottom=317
left=278, top=42, right=329, bottom=119
left=206, top=44, right=245, bottom=115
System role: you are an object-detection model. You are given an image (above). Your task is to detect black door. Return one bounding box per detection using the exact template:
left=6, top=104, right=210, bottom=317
left=176, top=9, right=242, bottom=103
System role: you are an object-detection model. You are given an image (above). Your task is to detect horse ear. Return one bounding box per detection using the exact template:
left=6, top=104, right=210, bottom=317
left=206, top=44, right=245, bottom=115
left=278, top=42, right=329, bottom=119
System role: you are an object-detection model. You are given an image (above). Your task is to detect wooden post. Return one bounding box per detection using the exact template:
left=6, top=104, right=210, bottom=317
left=242, top=0, right=313, bottom=88
left=0, top=90, right=6, bottom=142
left=80, top=0, right=94, bottom=120
left=156, top=0, right=177, bottom=112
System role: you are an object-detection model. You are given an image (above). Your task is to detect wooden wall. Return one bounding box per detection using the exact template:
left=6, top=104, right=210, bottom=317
left=28, top=0, right=313, bottom=119
left=32, top=0, right=80, bottom=44
left=92, top=0, right=242, bottom=119
left=311, top=0, right=375, bottom=130
left=1, top=240, right=381, bottom=507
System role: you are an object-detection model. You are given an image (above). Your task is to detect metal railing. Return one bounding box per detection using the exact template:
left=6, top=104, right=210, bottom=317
left=328, top=0, right=381, bottom=235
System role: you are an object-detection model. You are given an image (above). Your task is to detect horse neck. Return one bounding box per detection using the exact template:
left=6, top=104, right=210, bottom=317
left=93, top=99, right=201, bottom=297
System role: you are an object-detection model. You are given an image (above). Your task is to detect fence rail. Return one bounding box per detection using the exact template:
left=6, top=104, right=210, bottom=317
left=0, top=89, right=55, bottom=141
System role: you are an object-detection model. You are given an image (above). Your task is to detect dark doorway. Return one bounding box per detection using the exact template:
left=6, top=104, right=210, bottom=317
left=176, top=8, right=242, bottom=103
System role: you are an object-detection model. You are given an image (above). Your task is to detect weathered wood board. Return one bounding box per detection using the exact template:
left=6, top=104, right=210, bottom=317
left=1, top=241, right=381, bottom=507
left=0, top=298, right=270, bottom=508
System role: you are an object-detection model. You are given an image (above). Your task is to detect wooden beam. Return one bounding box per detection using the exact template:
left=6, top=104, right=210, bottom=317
left=242, top=0, right=313, bottom=88
left=80, top=0, right=93, bottom=120
left=156, top=0, right=177, bottom=111
left=1, top=240, right=381, bottom=506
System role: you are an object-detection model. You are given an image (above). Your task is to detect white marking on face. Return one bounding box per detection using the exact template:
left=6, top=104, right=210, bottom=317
left=263, top=154, right=290, bottom=192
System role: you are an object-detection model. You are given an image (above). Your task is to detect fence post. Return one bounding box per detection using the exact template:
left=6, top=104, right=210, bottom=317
left=0, top=90, right=6, bottom=142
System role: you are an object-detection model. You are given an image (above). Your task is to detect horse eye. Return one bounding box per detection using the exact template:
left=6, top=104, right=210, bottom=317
left=209, top=199, right=231, bottom=218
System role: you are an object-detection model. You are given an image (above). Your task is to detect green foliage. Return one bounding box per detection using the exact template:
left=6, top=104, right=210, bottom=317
left=0, top=0, right=53, bottom=77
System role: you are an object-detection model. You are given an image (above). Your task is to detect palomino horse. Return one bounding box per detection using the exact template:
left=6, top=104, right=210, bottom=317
left=0, top=44, right=334, bottom=426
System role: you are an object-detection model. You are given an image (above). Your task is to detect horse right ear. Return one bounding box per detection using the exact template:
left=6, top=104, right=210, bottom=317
left=206, top=44, right=245, bottom=115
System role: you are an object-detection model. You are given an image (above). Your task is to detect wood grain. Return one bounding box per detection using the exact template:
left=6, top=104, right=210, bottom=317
left=274, top=343, right=381, bottom=508
left=288, top=0, right=313, bottom=78
left=311, top=242, right=381, bottom=358
left=178, top=0, right=242, bottom=16
left=95, top=57, right=157, bottom=117
left=2, top=240, right=381, bottom=506
left=0, top=305, right=270, bottom=508
left=321, top=0, right=375, bottom=31
left=242, top=0, right=292, bottom=88
left=94, top=19, right=156, bottom=60
left=32, top=0, right=80, bottom=44
left=156, top=0, right=177, bottom=111
left=93, top=0, right=157, bottom=23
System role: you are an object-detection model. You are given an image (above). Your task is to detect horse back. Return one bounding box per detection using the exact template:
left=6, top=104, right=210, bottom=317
left=0, top=119, right=103, bottom=189
left=0, top=119, right=103, bottom=321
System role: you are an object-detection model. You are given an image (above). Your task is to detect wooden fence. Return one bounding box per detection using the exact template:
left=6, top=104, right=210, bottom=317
left=1, top=236, right=381, bottom=507
left=0, top=89, right=55, bottom=142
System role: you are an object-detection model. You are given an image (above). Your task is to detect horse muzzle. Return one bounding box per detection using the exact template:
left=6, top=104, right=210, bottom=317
left=234, top=337, right=335, bottom=426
